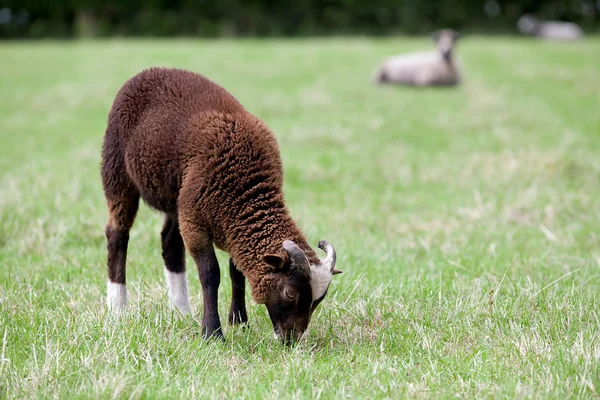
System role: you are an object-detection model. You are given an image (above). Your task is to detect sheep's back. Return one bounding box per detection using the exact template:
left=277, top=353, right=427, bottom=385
left=539, top=22, right=584, bottom=40
left=380, top=51, right=439, bottom=84
left=106, top=67, right=255, bottom=213
left=112, top=67, right=244, bottom=138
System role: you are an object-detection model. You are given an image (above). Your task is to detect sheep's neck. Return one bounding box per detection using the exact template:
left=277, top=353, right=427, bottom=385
left=225, top=201, right=319, bottom=299
left=441, top=55, right=454, bottom=67
left=441, top=57, right=459, bottom=78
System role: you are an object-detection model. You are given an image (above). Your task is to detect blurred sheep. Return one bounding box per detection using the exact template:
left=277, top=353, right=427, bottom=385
left=372, top=29, right=462, bottom=87
left=517, top=14, right=584, bottom=41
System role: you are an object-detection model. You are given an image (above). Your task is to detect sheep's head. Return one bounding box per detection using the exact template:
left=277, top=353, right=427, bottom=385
left=261, top=240, right=342, bottom=344
left=432, top=29, right=461, bottom=61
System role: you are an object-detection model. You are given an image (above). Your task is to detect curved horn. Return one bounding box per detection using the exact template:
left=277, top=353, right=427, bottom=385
left=283, top=240, right=309, bottom=271
left=318, top=240, right=342, bottom=275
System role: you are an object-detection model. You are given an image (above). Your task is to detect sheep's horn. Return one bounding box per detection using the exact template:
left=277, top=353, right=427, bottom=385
left=283, top=240, right=309, bottom=271
left=318, top=240, right=342, bottom=275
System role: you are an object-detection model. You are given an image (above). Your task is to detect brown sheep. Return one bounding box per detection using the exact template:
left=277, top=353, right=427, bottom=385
left=101, top=67, right=342, bottom=343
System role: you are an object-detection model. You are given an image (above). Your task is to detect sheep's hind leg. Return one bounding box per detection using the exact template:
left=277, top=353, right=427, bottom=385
left=104, top=194, right=139, bottom=313
left=161, top=216, right=192, bottom=315
left=228, top=258, right=248, bottom=325
left=179, top=222, right=223, bottom=339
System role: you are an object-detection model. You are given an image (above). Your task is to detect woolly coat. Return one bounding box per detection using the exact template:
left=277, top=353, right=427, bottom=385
left=102, top=67, right=320, bottom=303
left=517, top=15, right=584, bottom=41
left=373, top=51, right=461, bottom=87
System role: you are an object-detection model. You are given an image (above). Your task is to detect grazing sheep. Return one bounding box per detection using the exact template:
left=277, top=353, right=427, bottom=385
left=101, top=67, right=342, bottom=343
left=372, top=29, right=462, bottom=87
left=517, top=14, right=584, bottom=41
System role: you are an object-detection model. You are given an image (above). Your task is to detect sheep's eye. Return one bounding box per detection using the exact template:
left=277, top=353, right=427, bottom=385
left=283, top=287, right=297, bottom=300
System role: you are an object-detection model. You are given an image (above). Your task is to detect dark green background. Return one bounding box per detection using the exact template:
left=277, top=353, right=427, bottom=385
left=1, top=0, right=598, bottom=38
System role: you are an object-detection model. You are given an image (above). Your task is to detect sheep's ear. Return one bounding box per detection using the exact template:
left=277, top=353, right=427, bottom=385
left=263, top=254, right=286, bottom=270
left=452, top=31, right=462, bottom=41
left=431, top=30, right=441, bottom=42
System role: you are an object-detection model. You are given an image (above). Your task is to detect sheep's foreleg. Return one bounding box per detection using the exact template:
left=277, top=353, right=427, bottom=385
left=228, top=258, right=248, bottom=325
left=179, top=221, right=223, bottom=339
left=194, top=246, right=223, bottom=339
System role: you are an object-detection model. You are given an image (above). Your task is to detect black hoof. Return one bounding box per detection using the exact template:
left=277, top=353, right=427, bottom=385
left=202, top=320, right=224, bottom=341
left=228, top=309, right=248, bottom=325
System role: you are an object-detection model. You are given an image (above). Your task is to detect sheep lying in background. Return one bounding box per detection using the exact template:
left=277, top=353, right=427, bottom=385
left=517, top=14, right=584, bottom=41
left=372, top=29, right=462, bottom=87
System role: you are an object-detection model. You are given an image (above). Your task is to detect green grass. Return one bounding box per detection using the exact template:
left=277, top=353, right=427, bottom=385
left=1, top=36, right=600, bottom=399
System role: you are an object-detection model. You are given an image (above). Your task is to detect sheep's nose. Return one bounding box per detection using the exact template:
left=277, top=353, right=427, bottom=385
left=278, top=328, right=304, bottom=345
left=273, top=326, right=292, bottom=344
left=281, top=331, right=295, bottom=345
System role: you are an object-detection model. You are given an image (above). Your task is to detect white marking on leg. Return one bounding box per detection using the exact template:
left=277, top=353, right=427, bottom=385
left=164, top=268, right=192, bottom=315
left=107, top=280, right=127, bottom=313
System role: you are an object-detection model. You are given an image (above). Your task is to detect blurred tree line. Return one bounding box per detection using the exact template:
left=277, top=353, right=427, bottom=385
left=0, top=0, right=598, bottom=38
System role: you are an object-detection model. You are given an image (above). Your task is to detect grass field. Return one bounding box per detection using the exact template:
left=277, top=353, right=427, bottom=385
left=1, top=36, right=600, bottom=399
